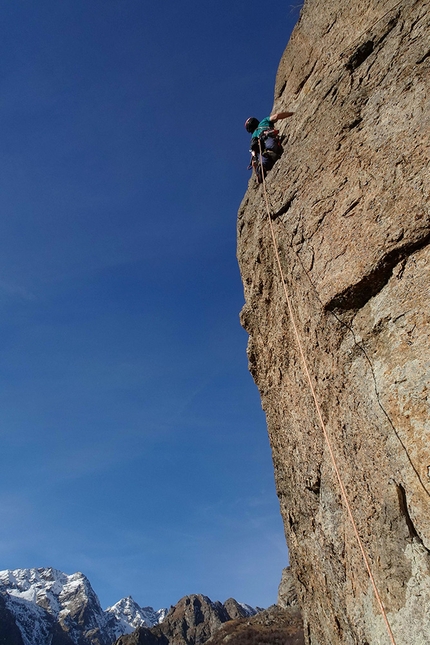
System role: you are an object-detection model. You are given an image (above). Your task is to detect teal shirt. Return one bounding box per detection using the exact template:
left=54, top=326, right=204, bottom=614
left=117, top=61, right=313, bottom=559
left=250, top=116, right=273, bottom=140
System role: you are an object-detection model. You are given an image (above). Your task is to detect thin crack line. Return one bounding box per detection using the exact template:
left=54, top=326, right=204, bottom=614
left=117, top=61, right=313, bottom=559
left=279, top=234, right=430, bottom=500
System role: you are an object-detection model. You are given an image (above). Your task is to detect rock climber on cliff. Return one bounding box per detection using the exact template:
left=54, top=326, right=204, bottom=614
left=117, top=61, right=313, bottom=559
left=245, top=111, right=294, bottom=183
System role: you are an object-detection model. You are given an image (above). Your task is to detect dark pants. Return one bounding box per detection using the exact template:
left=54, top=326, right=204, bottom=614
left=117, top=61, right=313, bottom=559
left=253, top=134, right=283, bottom=182
left=253, top=150, right=281, bottom=183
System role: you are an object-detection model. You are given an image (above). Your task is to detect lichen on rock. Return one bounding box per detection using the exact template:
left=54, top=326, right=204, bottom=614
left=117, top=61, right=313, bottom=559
left=237, top=0, right=430, bottom=643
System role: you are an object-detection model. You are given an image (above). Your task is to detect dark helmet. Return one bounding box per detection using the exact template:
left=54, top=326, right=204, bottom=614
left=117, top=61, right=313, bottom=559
left=245, top=117, right=260, bottom=133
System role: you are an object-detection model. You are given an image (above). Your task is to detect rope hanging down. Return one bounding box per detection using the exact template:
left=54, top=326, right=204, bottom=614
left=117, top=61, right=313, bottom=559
left=257, top=141, right=398, bottom=645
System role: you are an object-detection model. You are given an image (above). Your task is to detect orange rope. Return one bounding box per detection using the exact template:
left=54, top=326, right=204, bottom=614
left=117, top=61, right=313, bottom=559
left=256, top=141, right=397, bottom=645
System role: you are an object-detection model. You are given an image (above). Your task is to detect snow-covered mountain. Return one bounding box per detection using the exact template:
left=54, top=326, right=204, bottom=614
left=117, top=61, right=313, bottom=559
left=0, top=568, right=261, bottom=645
left=106, top=596, right=167, bottom=639
left=0, top=568, right=166, bottom=645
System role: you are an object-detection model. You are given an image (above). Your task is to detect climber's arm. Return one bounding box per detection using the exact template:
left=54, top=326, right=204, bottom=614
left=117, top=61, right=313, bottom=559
left=270, top=111, right=294, bottom=122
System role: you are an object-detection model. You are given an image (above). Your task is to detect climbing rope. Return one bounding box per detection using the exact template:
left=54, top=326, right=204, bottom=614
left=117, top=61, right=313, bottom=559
left=272, top=0, right=430, bottom=498
left=257, top=141, right=398, bottom=645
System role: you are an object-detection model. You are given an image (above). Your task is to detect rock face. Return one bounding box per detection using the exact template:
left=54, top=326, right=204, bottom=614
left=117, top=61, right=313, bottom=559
left=115, top=595, right=259, bottom=645
left=237, top=1, right=430, bottom=643
left=0, top=592, right=25, bottom=645
left=205, top=605, right=304, bottom=645
left=277, top=567, right=298, bottom=609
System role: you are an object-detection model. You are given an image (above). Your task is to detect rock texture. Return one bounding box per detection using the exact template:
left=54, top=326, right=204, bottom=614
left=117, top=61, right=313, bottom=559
left=205, top=605, right=304, bottom=645
left=0, top=593, right=24, bottom=645
left=237, top=0, right=430, bottom=643
left=277, top=567, right=298, bottom=609
left=114, top=595, right=259, bottom=645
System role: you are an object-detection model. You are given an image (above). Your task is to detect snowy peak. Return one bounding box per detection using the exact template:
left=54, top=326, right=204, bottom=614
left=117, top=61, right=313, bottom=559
left=0, top=568, right=260, bottom=645
left=0, top=567, right=99, bottom=619
left=0, top=567, right=168, bottom=645
left=106, top=595, right=166, bottom=637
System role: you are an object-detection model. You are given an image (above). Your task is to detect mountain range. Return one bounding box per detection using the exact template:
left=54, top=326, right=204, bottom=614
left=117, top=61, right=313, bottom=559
left=0, top=568, right=259, bottom=645
left=115, top=594, right=262, bottom=645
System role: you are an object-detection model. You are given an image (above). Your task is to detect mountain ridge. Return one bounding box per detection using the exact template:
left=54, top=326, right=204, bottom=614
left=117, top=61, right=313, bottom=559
left=0, top=567, right=167, bottom=645
left=114, top=594, right=263, bottom=645
left=0, top=568, right=261, bottom=645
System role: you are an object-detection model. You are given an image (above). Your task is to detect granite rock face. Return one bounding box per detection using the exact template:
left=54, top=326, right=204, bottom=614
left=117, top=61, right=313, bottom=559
left=237, top=0, right=430, bottom=643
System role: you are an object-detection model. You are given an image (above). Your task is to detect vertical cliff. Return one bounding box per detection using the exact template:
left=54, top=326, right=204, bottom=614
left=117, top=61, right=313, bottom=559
left=237, top=1, right=429, bottom=643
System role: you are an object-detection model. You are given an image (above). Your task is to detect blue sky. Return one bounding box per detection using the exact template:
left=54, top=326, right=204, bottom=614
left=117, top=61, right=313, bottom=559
left=0, top=1, right=300, bottom=611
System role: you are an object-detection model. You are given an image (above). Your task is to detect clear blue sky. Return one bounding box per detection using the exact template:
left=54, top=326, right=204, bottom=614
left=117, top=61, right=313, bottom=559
left=0, top=1, right=300, bottom=611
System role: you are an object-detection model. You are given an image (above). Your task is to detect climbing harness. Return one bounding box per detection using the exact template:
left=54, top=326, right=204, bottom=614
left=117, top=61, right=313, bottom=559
left=249, top=129, right=284, bottom=183
left=257, top=140, right=398, bottom=645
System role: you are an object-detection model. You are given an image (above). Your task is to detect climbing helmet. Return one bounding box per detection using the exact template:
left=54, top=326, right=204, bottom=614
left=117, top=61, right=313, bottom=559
left=245, top=117, right=260, bottom=133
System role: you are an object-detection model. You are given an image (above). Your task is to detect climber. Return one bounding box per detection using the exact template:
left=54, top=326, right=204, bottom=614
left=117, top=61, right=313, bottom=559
left=245, top=111, right=294, bottom=183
